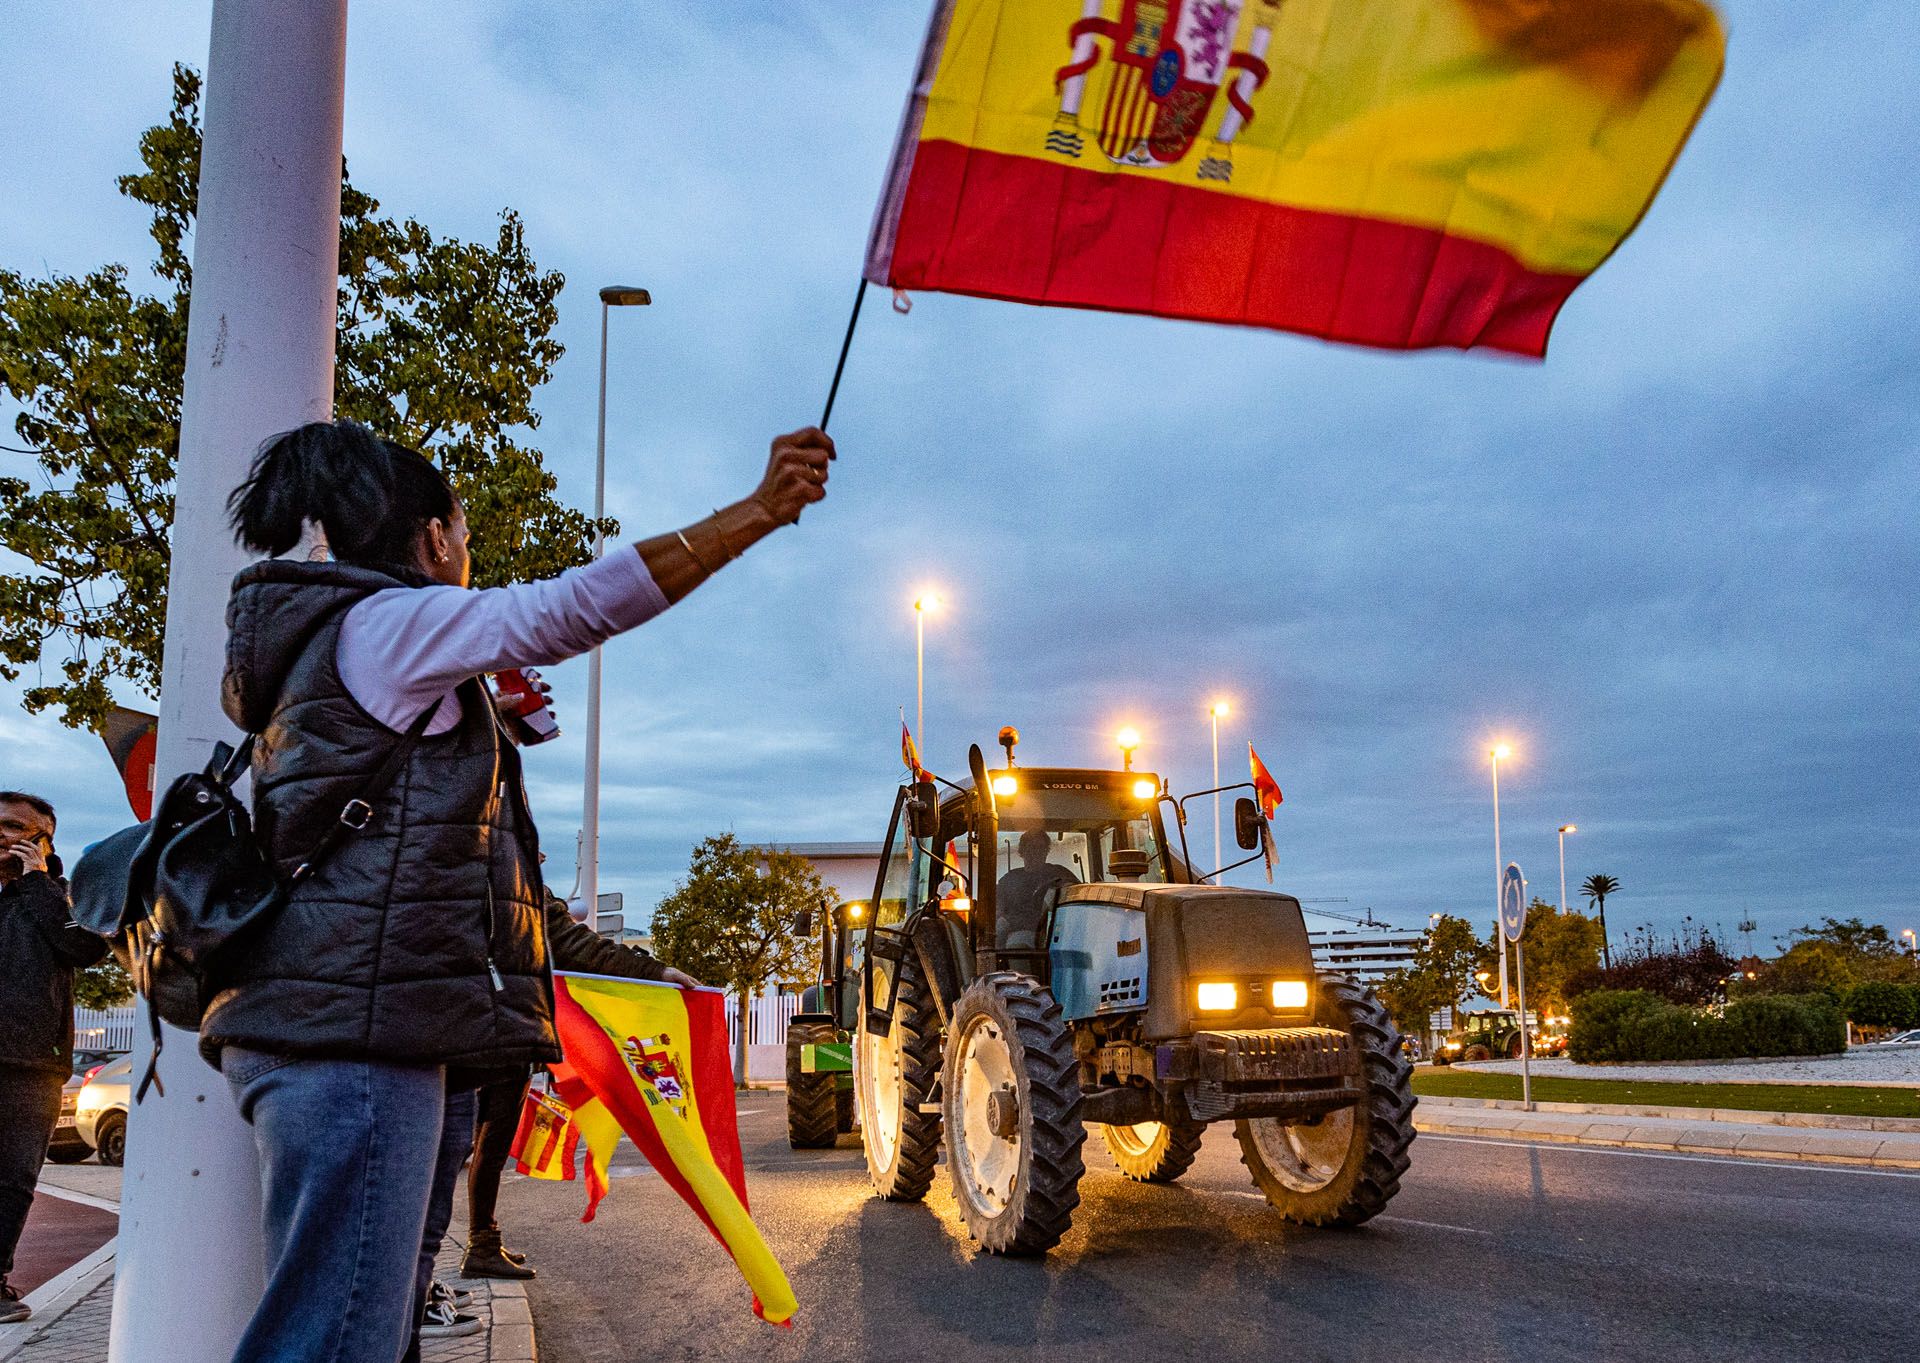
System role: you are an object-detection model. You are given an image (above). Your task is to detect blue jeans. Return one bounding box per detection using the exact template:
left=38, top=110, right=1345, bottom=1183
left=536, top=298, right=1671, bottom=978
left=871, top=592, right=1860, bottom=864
left=223, top=1047, right=445, bottom=1363
left=401, top=1085, right=477, bottom=1363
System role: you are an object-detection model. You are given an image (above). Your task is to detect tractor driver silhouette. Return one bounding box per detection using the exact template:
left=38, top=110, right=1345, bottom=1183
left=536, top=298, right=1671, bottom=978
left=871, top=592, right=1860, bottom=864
left=996, top=829, right=1078, bottom=950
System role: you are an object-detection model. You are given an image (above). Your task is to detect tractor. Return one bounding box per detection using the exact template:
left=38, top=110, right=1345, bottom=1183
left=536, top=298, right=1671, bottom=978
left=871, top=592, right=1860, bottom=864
left=787, top=729, right=1416, bottom=1255
left=1434, top=1008, right=1526, bottom=1064
left=784, top=900, right=864, bottom=1148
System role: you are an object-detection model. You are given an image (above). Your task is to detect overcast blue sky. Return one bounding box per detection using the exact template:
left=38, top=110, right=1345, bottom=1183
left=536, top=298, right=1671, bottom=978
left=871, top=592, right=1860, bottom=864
left=2, top=2, right=1915, bottom=952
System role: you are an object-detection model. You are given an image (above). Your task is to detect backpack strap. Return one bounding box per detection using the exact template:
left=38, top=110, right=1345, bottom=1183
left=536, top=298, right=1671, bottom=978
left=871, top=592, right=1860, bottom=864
left=288, top=696, right=444, bottom=885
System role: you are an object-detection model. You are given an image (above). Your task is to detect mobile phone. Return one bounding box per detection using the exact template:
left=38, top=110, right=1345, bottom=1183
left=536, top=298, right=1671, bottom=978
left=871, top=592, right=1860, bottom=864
left=493, top=667, right=561, bottom=745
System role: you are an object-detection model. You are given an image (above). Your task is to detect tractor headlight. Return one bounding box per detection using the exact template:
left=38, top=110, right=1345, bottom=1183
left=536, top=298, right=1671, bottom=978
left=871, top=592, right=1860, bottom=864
left=1196, top=981, right=1239, bottom=1012
left=1270, top=980, right=1309, bottom=1010
left=1130, top=778, right=1157, bottom=801
left=991, top=774, right=1018, bottom=797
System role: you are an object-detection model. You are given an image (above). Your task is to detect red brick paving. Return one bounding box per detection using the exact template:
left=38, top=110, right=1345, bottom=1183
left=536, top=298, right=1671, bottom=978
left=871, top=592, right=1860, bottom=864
left=9, top=1191, right=116, bottom=1295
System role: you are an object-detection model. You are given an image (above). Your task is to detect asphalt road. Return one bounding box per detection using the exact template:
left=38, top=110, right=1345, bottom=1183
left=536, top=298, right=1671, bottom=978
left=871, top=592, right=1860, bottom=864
left=501, top=1099, right=1914, bottom=1363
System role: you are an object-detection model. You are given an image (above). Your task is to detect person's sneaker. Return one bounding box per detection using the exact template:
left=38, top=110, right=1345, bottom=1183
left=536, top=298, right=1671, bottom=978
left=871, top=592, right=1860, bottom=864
left=428, top=1278, right=472, bottom=1310
left=418, top=1297, right=482, bottom=1340
left=0, top=1279, right=30, bottom=1324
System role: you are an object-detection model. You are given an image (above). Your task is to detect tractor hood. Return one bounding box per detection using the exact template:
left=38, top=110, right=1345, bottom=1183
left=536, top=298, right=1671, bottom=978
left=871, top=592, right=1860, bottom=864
left=1057, top=883, right=1318, bottom=1040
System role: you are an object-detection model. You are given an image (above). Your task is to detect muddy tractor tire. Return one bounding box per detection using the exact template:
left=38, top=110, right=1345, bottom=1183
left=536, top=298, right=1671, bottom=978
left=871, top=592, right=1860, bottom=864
left=1098, top=1116, right=1207, bottom=1183
left=837, top=1086, right=857, bottom=1133
left=1507, top=1035, right=1525, bottom=1059
left=1461, top=1043, right=1492, bottom=1063
left=1235, top=977, right=1415, bottom=1228
left=855, top=955, right=944, bottom=1201
left=943, top=972, right=1086, bottom=1255
left=786, top=1021, right=841, bottom=1150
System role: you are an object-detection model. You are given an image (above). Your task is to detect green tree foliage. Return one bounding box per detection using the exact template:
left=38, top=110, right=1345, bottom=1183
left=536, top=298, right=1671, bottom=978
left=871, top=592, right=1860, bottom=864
left=73, top=957, right=134, bottom=1011
left=1746, top=918, right=1920, bottom=996
left=1513, top=900, right=1605, bottom=1017
left=0, top=65, right=608, bottom=731
left=1844, top=981, right=1919, bottom=1031
left=1375, top=914, right=1487, bottom=1036
left=650, top=833, right=823, bottom=1000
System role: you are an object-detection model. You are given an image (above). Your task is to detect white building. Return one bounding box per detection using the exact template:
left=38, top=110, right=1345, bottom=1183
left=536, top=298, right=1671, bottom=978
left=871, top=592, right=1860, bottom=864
left=751, top=840, right=900, bottom=907
left=1308, top=927, right=1424, bottom=983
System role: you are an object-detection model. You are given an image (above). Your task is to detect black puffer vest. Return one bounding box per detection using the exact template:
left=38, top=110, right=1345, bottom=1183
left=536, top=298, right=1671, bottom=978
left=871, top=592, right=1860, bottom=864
left=203, top=559, right=559, bottom=1070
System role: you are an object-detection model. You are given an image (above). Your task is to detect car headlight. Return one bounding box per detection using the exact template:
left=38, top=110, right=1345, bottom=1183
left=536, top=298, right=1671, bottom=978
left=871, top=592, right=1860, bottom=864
left=1270, top=980, right=1309, bottom=1010
left=1196, top=981, right=1239, bottom=1012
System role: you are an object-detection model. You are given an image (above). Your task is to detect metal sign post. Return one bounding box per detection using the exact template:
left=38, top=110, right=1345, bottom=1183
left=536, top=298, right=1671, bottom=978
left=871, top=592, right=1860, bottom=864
left=1500, top=863, right=1533, bottom=1111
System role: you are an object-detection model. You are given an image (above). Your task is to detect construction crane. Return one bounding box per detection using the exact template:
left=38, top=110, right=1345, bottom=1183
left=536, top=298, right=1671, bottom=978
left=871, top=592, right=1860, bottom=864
left=1298, top=899, right=1412, bottom=931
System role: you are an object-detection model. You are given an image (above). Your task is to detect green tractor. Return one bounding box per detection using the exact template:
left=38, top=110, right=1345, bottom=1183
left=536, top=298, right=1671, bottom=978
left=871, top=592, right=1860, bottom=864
left=795, top=729, right=1416, bottom=1255
left=785, top=900, right=865, bottom=1148
left=1434, top=1008, right=1526, bottom=1064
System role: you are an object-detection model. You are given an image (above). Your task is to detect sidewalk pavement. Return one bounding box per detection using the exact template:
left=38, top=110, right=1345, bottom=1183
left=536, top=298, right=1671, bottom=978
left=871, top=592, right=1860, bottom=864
left=1416, top=1097, right=1920, bottom=1169
left=0, top=1172, right=536, bottom=1363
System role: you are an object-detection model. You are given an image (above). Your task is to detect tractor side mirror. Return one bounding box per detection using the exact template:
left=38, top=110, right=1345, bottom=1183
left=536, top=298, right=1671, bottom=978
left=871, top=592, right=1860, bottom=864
left=793, top=907, right=815, bottom=937
left=906, top=780, right=939, bottom=838
left=1234, top=797, right=1263, bottom=851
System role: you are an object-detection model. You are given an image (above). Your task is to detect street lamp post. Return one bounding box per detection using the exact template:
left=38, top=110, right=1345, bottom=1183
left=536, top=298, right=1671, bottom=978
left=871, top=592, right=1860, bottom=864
left=1117, top=726, right=1141, bottom=771
left=1490, top=744, right=1511, bottom=1007
left=1903, top=928, right=1916, bottom=959
left=913, top=593, right=939, bottom=756
left=581, top=285, right=650, bottom=937
left=1557, top=824, right=1577, bottom=914
left=1208, top=700, right=1230, bottom=883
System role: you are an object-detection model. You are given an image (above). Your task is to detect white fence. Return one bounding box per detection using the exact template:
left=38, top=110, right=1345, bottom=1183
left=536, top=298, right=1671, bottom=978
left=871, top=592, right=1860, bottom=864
left=71, top=994, right=806, bottom=1080
left=73, top=1006, right=137, bottom=1053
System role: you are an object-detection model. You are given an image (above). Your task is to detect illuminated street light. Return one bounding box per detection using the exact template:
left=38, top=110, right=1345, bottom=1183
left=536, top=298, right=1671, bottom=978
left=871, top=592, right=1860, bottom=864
left=912, top=592, right=940, bottom=759
left=1208, top=699, right=1231, bottom=885
left=1557, top=824, right=1577, bottom=916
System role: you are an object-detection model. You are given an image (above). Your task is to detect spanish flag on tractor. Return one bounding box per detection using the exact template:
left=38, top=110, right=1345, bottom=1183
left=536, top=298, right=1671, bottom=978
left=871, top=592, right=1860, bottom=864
left=867, top=0, right=1725, bottom=356
left=516, top=974, right=799, bottom=1326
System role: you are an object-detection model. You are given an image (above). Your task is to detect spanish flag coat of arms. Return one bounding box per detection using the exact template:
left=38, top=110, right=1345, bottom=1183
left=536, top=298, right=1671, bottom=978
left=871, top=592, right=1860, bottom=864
left=867, top=0, right=1725, bottom=356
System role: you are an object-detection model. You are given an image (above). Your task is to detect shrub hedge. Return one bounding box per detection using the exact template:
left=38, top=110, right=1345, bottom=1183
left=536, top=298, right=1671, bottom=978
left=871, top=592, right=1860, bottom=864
left=1569, top=989, right=1846, bottom=1063
left=1844, top=981, right=1920, bottom=1030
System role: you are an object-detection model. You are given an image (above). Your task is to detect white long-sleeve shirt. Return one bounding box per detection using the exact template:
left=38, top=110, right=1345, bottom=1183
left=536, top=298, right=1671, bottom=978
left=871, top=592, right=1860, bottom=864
left=337, top=549, right=670, bottom=734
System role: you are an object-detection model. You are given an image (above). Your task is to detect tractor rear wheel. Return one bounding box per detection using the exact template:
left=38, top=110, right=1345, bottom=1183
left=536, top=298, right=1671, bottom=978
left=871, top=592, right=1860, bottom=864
left=855, top=956, right=943, bottom=1201
left=786, top=1021, right=840, bottom=1150
left=943, top=972, right=1085, bottom=1255
left=1461, top=1043, right=1492, bottom=1063
left=1235, top=977, right=1415, bottom=1228
left=1098, top=1116, right=1206, bottom=1183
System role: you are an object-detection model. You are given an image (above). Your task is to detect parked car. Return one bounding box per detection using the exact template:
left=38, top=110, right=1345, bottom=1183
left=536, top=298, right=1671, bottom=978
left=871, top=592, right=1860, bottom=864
left=47, top=1050, right=124, bottom=1164
left=1879, top=1029, right=1920, bottom=1046
left=75, top=1054, right=133, bottom=1166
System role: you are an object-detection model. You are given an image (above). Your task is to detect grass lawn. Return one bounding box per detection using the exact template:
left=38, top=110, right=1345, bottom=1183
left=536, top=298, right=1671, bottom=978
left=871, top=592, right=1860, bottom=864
left=1411, top=1069, right=1920, bottom=1120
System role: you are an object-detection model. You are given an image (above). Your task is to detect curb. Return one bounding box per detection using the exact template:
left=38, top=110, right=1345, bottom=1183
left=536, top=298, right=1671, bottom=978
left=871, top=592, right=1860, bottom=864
left=484, top=1280, right=536, bottom=1363
left=0, top=1241, right=115, bottom=1363
left=1415, top=1103, right=1920, bottom=1170
left=1420, top=1095, right=1920, bottom=1133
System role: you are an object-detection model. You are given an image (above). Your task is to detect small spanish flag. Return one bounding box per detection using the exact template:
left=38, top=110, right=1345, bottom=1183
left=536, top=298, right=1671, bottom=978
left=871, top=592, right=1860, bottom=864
left=1249, top=743, right=1284, bottom=819
left=509, top=1089, right=581, bottom=1181
left=552, top=974, right=797, bottom=1327
left=901, top=711, right=925, bottom=780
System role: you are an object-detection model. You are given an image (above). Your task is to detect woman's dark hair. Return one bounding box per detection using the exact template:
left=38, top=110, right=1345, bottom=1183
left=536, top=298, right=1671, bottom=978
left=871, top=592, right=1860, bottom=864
left=226, top=421, right=457, bottom=568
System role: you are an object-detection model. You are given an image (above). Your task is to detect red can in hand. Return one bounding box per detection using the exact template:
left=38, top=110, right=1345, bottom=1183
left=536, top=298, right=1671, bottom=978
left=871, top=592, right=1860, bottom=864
left=493, top=667, right=561, bottom=745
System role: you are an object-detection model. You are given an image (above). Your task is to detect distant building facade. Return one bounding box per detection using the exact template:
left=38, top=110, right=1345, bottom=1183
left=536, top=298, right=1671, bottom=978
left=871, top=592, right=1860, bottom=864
left=1308, top=927, right=1425, bottom=983
left=750, top=841, right=902, bottom=908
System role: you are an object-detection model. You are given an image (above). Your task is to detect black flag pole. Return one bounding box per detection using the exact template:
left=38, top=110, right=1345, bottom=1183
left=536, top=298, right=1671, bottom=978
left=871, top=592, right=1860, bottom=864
left=818, top=279, right=870, bottom=435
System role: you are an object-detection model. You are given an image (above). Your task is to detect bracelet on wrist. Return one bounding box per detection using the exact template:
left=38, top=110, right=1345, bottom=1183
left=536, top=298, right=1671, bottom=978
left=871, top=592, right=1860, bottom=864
left=675, top=529, right=720, bottom=575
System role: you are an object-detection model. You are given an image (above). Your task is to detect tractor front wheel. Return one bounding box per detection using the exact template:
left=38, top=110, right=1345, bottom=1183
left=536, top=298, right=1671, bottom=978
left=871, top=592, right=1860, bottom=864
left=943, top=972, right=1085, bottom=1255
left=1235, top=977, right=1415, bottom=1228
left=854, top=957, right=943, bottom=1201
left=1098, top=1117, right=1206, bottom=1183
left=786, top=1021, right=840, bottom=1150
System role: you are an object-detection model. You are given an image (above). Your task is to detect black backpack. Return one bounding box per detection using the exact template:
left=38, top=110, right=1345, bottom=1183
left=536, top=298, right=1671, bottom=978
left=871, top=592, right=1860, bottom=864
left=69, top=702, right=438, bottom=1100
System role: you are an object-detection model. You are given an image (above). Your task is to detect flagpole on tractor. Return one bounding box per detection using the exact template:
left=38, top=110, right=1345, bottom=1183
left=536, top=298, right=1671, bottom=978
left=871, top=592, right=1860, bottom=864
left=111, top=3, right=349, bottom=1357
left=818, top=280, right=869, bottom=432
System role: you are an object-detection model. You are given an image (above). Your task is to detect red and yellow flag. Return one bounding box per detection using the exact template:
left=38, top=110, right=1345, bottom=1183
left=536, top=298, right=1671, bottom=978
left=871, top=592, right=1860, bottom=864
left=509, top=1089, right=582, bottom=1181
left=1249, top=742, right=1283, bottom=819
left=901, top=714, right=925, bottom=780
left=868, top=0, right=1725, bottom=356
left=550, top=974, right=798, bottom=1326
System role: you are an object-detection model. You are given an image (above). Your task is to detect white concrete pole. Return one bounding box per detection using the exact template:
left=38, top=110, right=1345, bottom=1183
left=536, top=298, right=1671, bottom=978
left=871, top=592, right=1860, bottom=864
left=110, top=3, right=348, bottom=1359
left=582, top=302, right=609, bottom=936
left=1210, top=709, right=1221, bottom=883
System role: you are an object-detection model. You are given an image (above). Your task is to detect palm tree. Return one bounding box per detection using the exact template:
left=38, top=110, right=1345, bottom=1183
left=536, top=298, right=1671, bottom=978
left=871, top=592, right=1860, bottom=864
left=1582, top=874, right=1621, bottom=969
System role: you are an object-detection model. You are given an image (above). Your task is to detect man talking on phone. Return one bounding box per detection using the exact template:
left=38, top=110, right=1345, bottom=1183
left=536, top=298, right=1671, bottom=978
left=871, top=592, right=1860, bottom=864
left=0, top=792, right=105, bottom=1323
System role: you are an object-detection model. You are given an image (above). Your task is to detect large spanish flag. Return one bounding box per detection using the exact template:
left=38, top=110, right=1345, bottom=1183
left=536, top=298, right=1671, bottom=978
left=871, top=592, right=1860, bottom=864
left=550, top=974, right=798, bottom=1326
left=867, top=0, right=1725, bottom=356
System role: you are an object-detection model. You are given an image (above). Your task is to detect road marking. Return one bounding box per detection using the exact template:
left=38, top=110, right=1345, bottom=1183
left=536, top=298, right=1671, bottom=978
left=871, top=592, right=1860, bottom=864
left=31, top=1184, right=119, bottom=1213
left=1420, top=1134, right=1920, bottom=1181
